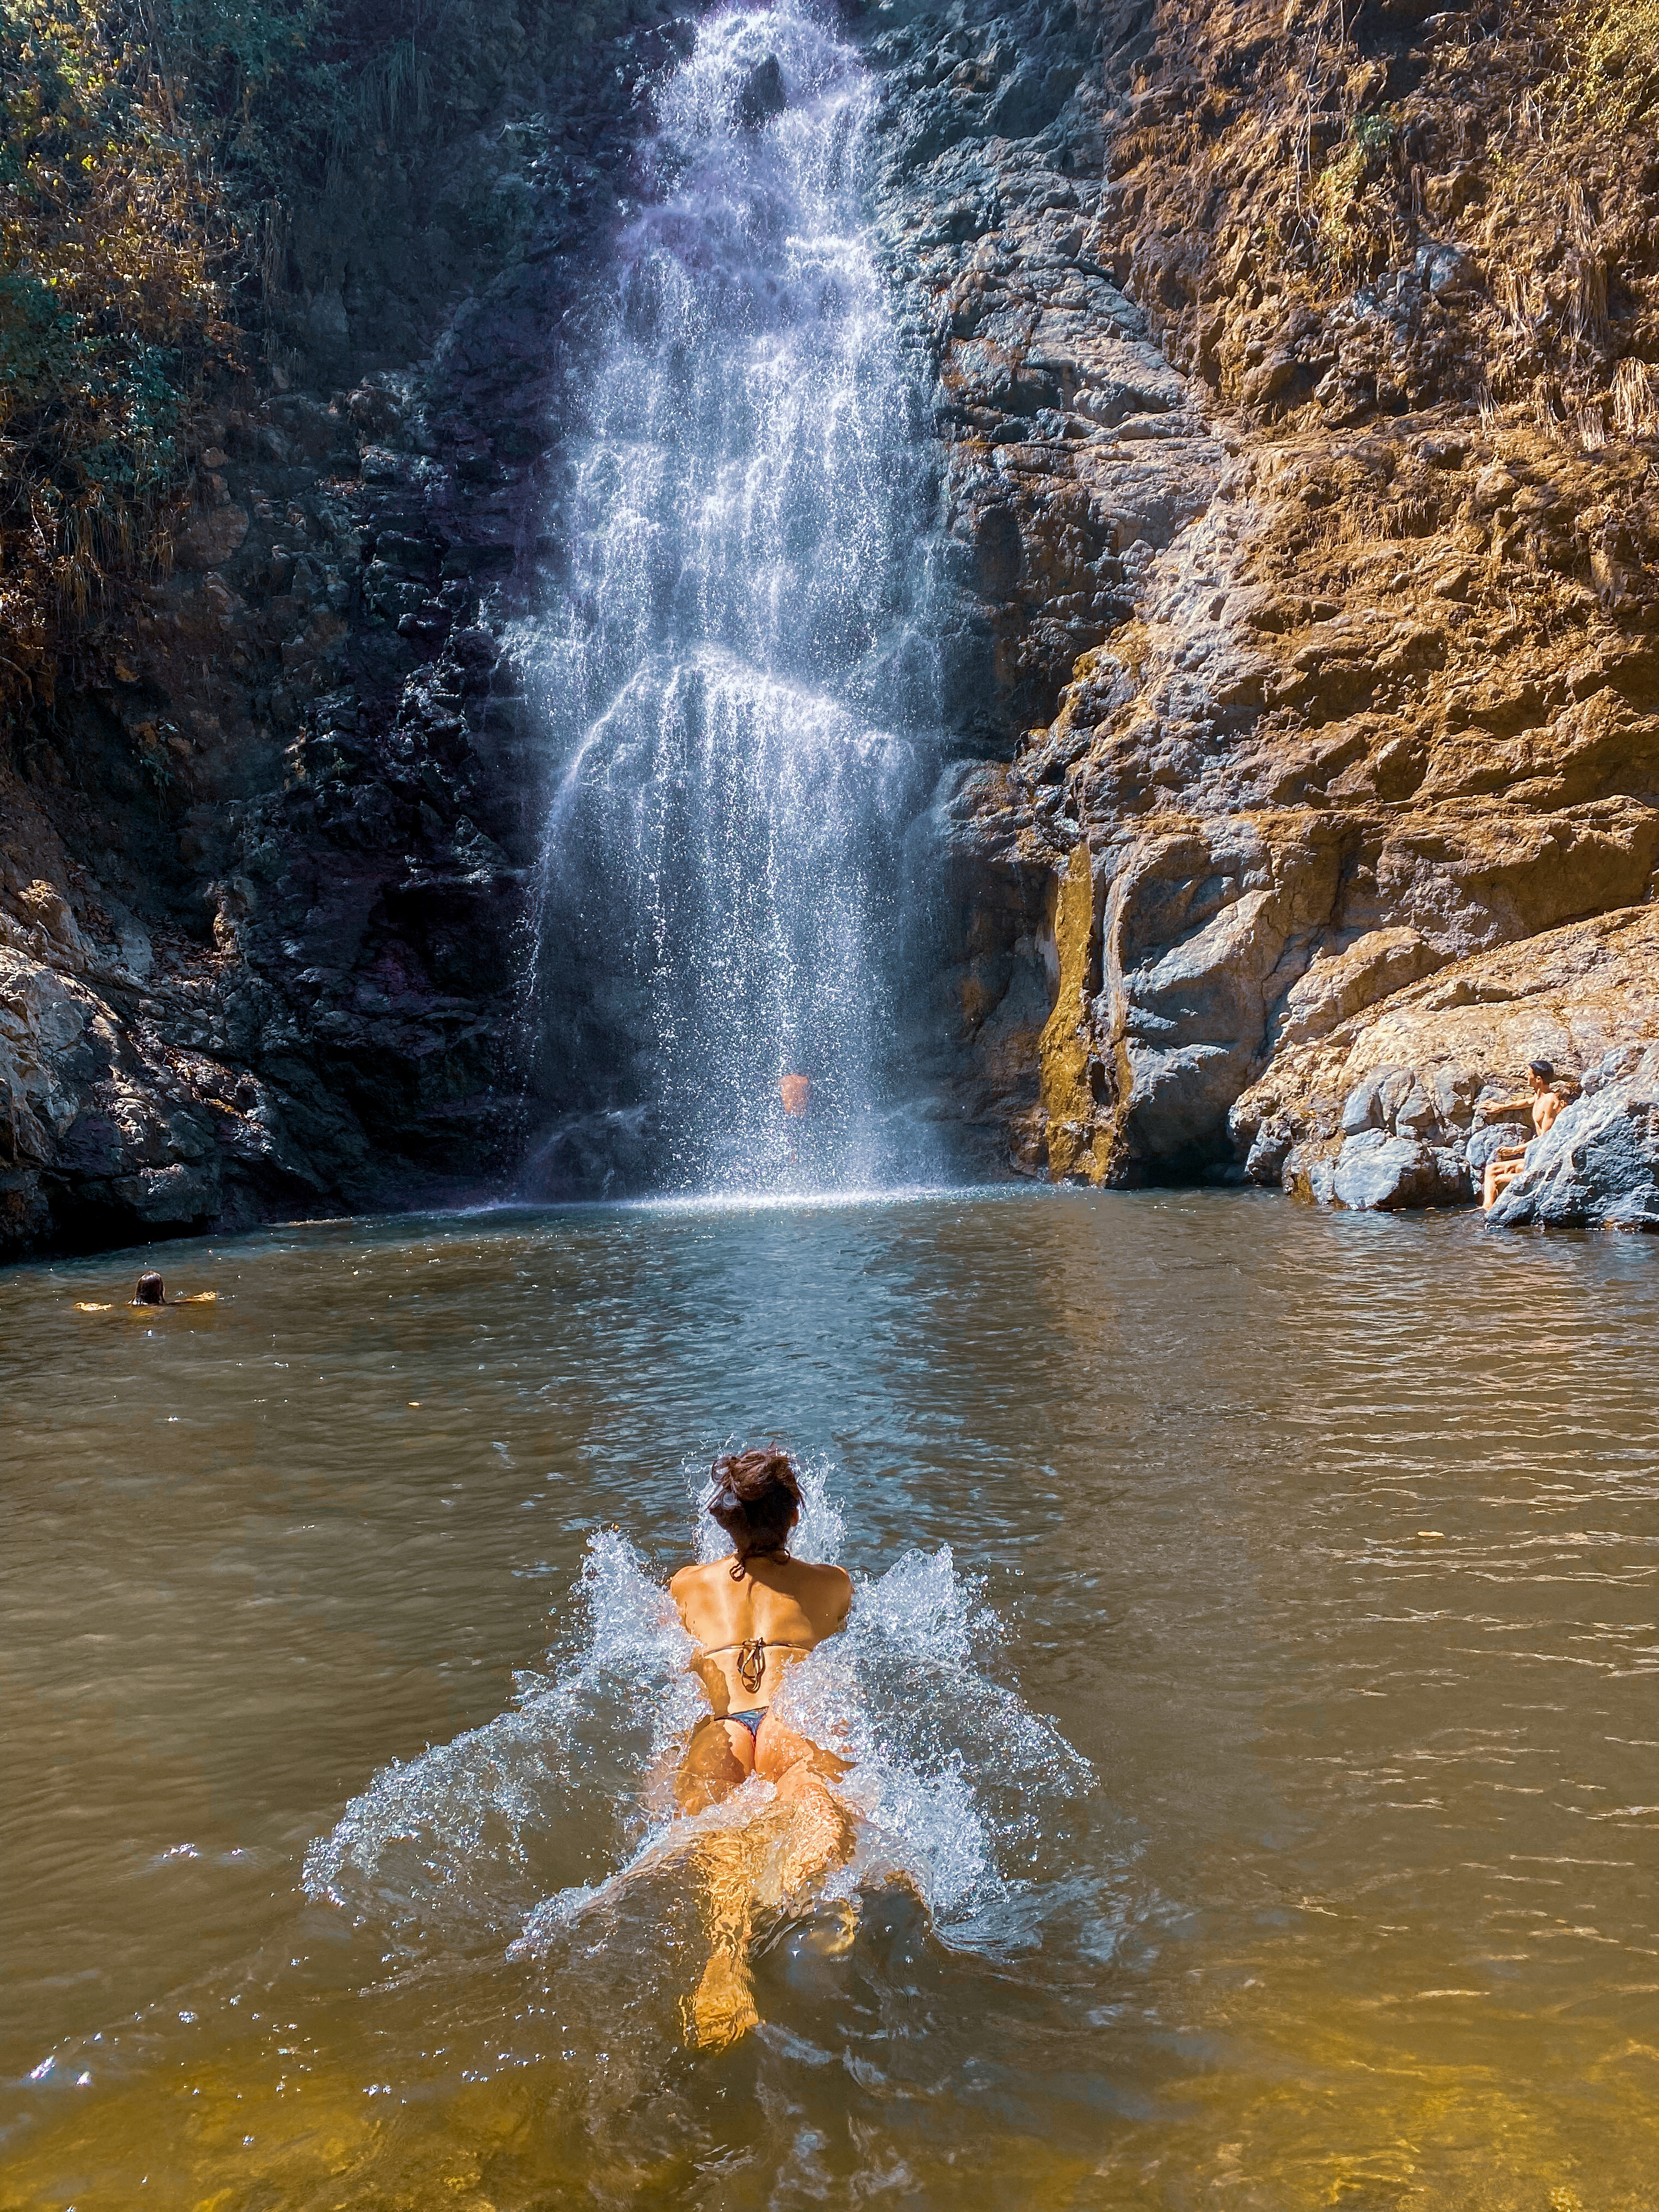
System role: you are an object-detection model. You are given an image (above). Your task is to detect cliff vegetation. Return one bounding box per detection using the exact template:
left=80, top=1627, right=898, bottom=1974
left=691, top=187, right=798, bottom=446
left=0, top=0, right=631, bottom=731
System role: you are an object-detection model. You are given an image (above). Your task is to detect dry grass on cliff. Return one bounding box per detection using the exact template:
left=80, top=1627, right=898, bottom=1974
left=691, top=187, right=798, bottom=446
left=1566, top=0, right=1659, bottom=132
left=0, top=0, right=251, bottom=724
left=1105, top=0, right=1659, bottom=449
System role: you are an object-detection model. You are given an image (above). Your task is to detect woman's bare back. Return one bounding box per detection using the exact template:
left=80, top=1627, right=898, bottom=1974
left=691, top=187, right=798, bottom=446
left=670, top=1554, right=852, bottom=1717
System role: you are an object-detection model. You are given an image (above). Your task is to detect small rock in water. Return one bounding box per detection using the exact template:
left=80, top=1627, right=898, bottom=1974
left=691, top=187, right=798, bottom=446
left=736, top=54, right=786, bottom=130
left=1329, top=1128, right=1469, bottom=1212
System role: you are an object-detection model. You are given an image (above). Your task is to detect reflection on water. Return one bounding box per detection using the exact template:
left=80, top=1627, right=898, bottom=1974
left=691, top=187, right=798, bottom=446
left=4, top=1191, right=1659, bottom=2207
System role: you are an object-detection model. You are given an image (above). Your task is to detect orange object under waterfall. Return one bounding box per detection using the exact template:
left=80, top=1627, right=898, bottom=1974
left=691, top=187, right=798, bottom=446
left=780, top=1074, right=811, bottom=1117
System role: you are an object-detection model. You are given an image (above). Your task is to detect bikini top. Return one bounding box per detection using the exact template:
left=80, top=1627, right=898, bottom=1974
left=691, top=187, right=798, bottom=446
left=699, top=1635, right=814, bottom=1694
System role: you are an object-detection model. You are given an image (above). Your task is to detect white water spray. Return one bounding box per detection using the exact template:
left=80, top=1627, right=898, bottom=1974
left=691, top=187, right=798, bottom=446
left=304, top=1465, right=1090, bottom=1962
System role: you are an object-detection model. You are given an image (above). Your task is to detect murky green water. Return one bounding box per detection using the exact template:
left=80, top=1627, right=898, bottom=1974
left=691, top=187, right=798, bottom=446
left=4, top=1189, right=1658, bottom=2209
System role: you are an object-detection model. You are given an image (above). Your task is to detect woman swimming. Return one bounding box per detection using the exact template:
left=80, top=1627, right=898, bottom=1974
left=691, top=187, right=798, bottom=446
left=667, top=1447, right=856, bottom=2045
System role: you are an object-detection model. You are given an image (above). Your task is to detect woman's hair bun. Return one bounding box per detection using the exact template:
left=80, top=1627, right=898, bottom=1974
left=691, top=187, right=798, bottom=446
left=708, top=1447, right=802, bottom=1567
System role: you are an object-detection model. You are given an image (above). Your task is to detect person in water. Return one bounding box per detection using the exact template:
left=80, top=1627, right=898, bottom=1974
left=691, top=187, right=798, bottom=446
left=667, top=1446, right=855, bottom=2046
left=779, top=1070, right=811, bottom=1169
left=76, top=1271, right=215, bottom=1314
left=1479, top=1060, right=1569, bottom=1209
left=126, top=1271, right=215, bottom=1307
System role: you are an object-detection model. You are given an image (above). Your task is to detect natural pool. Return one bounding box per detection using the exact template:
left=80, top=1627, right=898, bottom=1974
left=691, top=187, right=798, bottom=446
left=3, top=1189, right=1657, bottom=2208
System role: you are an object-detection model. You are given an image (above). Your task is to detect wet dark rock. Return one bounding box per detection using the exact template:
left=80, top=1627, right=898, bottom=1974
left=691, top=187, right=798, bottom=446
left=520, top=1103, right=666, bottom=1201
left=0, top=4, right=676, bottom=1257
left=736, top=54, right=786, bottom=129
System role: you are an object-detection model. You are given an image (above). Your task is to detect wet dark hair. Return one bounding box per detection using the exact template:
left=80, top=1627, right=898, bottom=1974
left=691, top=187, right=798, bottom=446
left=1528, top=1059, right=1555, bottom=1082
left=133, top=1271, right=165, bottom=1306
left=708, top=1447, right=803, bottom=1578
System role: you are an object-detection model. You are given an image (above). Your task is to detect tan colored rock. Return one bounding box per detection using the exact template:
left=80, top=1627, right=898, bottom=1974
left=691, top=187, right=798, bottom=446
left=1231, top=906, right=1659, bottom=1200
left=1273, top=928, right=1447, bottom=1050
left=910, top=0, right=1659, bottom=1194
left=14, top=880, right=92, bottom=972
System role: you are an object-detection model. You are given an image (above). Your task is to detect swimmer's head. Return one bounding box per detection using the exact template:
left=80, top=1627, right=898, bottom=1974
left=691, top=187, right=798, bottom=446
left=133, top=1270, right=165, bottom=1306
left=708, top=1447, right=802, bottom=1574
left=1528, top=1059, right=1555, bottom=1087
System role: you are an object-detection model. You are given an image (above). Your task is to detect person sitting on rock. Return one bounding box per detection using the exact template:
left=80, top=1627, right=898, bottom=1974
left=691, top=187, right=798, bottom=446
left=1479, top=1060, right=1568, bottom=1209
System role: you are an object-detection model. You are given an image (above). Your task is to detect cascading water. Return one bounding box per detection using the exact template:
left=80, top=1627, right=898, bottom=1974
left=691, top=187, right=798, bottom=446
left=524, top=2, right=945, bottom=1195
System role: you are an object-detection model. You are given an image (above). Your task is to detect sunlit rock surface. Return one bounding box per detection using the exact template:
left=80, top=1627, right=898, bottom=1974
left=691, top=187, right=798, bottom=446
left=908, top=0, right=1659, bottom=1203
left=1229, top=906, right=1659, bottom=1213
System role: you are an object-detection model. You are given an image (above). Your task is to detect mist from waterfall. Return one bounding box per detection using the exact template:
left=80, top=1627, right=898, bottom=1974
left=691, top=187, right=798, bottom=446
left=524, top=1, right=945, bottom=1196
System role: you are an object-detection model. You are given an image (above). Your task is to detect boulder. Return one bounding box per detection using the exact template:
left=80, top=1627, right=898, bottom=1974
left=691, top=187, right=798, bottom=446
left=1048, top=814, right=1347, bottom=1175
left=521, top=1103, right=664, bottom=1200
left=736, top=54, right=786, bottom=130
left=1486, top=1047, right=1659, bottom=1230
left=1232, top=906, right=1659, bottom=1209
left=111, top=1159, right=222, bottom=1225
left=1329, top=1129, right=1468, bottom=1210
left=175, top=504, right=250, bottom=569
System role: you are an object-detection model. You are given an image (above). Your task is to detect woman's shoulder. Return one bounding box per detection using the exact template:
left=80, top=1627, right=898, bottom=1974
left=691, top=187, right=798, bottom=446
left=789, top=1559, right=854, bottom=1610
left=804, top=1559, right=852, bottom=1588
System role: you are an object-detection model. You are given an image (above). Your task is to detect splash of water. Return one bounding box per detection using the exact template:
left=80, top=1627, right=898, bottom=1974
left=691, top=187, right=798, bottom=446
left=305, top=1465, right=1090, bottom=1959
left=302, top=1532, right=699, bottom=1940
left=523, top=2, right=945, bottom=1197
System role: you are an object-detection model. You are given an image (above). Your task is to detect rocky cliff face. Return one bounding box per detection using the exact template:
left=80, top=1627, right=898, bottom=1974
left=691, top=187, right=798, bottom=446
left=7, top=0, right=1658, bottom=1256
left=1, top=4, right=686, bottom=1255
left=876, top=0, right=1659, bottom=1214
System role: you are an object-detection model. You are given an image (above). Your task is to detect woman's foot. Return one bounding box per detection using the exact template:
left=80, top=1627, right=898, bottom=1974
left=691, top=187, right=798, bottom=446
left=684, top=1946, right=759, bottom=2049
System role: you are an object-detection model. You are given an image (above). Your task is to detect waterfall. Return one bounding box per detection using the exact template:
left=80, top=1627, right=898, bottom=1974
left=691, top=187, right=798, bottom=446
left=524, top=1, right=944, bottom=1197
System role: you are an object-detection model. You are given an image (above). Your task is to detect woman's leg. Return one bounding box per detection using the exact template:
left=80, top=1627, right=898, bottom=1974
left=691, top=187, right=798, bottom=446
left=754, top=1711, right=850, bottom=1784
left=680, top=1716, right=857, bottom=2048
left=675, top=1718, right=764, bottom=2047
left=754, top=1714, right=856, bottom=1895
left=675, top=1715, right=754, bottom=1815
left=684, top=1818, right=775, bottom=2047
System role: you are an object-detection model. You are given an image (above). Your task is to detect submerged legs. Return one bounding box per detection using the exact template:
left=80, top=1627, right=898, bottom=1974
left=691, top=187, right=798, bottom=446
left=676, top=1714, right=857, bottom=2051
left=685, top=1827, right=767, bottom=2047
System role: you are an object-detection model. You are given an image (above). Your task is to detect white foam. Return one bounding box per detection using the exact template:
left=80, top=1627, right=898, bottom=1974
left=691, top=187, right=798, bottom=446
left=302, top=1531, right=700, bottom=1935
left=306, top=1470, right=1090, bottom=1959
left=518, top=0, right=950, bottom=1199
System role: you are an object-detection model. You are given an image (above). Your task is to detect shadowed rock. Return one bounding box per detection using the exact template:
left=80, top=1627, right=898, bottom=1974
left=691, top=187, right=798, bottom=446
left=736, top=54, right=785, bottom=130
